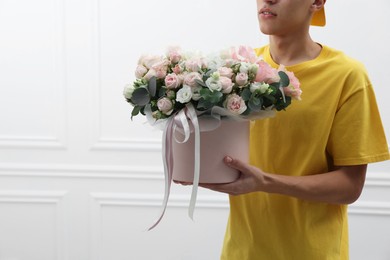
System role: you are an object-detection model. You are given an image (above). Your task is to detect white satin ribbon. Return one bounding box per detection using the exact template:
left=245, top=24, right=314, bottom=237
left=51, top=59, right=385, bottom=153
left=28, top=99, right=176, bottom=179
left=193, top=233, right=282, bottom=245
left=148, top=103, right=201, bottom=229
left=185, top=103, right=200, bottom=220
left=148, top=116, right=175, bottom=231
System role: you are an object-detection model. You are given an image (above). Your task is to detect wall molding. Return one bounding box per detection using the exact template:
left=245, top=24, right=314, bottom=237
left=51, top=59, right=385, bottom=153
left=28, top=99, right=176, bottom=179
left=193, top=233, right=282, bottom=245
left=364, top=172, right=390, bottom=187
left=0, top=190, right=68, bottom=203
left=90, top=138, right=161, bottom=151
left=0, top=0, right=67, bottom=150
left=90, top=193, right=229, bottom=209
left=0, top=136, right=66, bottom=150
left=0, top=190, right=68, bottom=260
left=349, top=201, right=390, bottom=216
left=90, top=192, right=390, bottom=217
left=0, top=162, right=163, bottom=179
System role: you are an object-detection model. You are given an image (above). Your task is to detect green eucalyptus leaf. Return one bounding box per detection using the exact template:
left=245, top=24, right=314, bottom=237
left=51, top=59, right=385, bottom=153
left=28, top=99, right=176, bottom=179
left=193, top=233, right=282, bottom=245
left=278, top=71, right=290, bottom=88
left=131, top=106, right=141, bottom=119
left=195, top=79, right=207, bottom=87
left=241, top=88, right=252, bottom=101
left=264, top=95, right=276, bottom=103
left=248, top=98, right=262, bottom=112
left=147, top=76, right=157, bottom=96
left=197, top=98, right=212, bottom=110
left=158, top=87, right=166, bottom=97
left=199, top=88, right=212, bottom=99
left=209, top=91, right=223, bottom=103
left=131, top=87, right=150, bottom=106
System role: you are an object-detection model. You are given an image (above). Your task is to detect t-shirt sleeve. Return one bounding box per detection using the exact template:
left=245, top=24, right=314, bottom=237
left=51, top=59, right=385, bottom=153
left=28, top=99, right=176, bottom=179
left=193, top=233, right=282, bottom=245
left=326, top=66, right=390, bottom=166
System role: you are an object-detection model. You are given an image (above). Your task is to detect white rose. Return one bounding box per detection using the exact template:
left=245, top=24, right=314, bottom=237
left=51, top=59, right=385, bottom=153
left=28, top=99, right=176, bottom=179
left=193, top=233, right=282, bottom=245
left=176, top=85, right=193, bottom=104
left=123, top=83, right=135, bottom=99
left=239, top=62, right=251, bottom=73
left=250, top=82, right=269, bottom=94
left=191, top=85, right=202, bottom=101
left=205, top=77, right=222, bottom=92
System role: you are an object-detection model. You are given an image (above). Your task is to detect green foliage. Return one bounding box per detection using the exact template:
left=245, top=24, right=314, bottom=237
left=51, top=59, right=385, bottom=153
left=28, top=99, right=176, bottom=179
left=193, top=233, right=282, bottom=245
left=278, top=71, right=290, bottom=88
left=147, top=76, right=157, bottom=96
left=131, top=87, right=150, bottom=106
left=197, top=88, right=223, bottom=110
left=241, top=88, right=252, bottom=101
left=131, top=105, right=142, bottom=119
left=248, top=97, right=262, bottom=112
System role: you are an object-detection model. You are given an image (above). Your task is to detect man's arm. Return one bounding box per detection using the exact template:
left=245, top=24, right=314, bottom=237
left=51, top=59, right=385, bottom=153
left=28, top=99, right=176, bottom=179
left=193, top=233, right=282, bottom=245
left=201, top=156, right=367, bottom=205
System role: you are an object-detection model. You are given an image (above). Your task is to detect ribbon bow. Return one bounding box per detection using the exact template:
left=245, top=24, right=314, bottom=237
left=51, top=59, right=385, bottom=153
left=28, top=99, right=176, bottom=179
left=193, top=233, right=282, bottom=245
left=148, top=103, right=201, bottom=230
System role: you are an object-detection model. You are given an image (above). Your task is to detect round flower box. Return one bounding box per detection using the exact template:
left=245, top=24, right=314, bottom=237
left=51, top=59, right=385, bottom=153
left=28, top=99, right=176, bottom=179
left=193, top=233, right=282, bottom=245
left=172, top=118, right=249, bottom=184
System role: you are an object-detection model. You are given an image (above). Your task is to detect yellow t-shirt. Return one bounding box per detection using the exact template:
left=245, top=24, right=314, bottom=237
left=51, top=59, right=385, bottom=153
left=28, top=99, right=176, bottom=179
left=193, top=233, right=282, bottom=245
left=221, top=45, right=390, bottom=260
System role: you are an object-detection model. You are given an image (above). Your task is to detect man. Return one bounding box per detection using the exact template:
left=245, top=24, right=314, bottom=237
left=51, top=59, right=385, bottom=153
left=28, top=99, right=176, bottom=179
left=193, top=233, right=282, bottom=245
left=202, top=0, right=390, bottom=259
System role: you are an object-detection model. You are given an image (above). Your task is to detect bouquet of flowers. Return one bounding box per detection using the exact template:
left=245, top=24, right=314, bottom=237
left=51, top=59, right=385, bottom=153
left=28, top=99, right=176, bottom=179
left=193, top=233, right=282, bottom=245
left=123, top=45, right=301, bottom=122
left=123, top=46, right=301, bottom=230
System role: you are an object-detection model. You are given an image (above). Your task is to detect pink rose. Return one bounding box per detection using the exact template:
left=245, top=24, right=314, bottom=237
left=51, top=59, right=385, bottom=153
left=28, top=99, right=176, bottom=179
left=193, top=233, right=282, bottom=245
left=172, top=64, right=183, bottom=74
left=135, top=65, right=148, bottom=79
left=155, top=68, right=167, bottom=79
left=157, top=97, right=174, bottom=115
left=230, top=46, right=257, bottom=63
left=224, top=94, right=247, bottom=115
left=185, top=59, right=202, bottom=72
left=219, top=76, right=234, bottom=93
left=255, top=61, right=279, bottom=83
left=283, top=71, right=302, bottom=100
left=217, top=67, right=234, bottom=78
left=152, top=60, right=169, bottom=79
left=166, top=46, right=182, bottom=63
left=235, top=72, right=248, bottom=86
left=183, top=72, right=202, bottom=87
left=164, top=73, right=181, bottom=89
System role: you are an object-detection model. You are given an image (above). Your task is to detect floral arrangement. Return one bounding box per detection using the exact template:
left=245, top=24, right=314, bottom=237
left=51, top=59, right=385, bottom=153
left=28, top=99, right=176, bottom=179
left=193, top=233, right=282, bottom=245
left=123, top=46, right=301, bottom=121
left=123, top=46, right=302, bottom=230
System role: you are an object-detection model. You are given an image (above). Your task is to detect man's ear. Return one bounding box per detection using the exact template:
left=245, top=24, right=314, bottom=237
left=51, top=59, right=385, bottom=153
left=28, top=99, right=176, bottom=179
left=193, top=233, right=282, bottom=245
left=311, top=0, right=326, bottom=11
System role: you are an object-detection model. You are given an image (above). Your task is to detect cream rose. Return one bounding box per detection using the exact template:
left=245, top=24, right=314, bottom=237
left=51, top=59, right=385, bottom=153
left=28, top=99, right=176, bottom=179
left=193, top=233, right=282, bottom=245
left=135, top=65, right=148, bottom=79
left=219, top=76, right=234, bottom=94
left=157, top=97, right=174, bottom=115
left=217, top=67, right=234, bottom=78
left=224, top=94, right=247, bottom=115
left=235, top=72, right=248, bottom=86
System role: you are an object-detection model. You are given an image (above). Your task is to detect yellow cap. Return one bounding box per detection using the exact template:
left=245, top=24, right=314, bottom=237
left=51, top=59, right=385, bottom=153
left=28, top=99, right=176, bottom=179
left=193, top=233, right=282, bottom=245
left=311, top=7, right=326, bottom=26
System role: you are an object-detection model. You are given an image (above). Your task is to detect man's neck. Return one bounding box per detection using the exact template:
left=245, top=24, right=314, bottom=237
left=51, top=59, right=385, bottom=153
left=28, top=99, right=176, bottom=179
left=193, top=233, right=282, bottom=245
left=268, top=34, right=322, bottom=66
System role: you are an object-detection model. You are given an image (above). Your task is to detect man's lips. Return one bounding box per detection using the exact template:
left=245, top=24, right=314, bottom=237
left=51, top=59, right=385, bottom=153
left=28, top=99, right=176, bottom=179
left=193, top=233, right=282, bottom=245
left=259, top=8, right=277, bottom=16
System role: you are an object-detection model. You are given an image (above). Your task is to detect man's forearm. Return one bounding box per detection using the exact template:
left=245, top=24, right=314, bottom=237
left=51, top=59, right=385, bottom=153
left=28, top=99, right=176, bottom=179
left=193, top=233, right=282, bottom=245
left=262, top=164, right=367, bottom=204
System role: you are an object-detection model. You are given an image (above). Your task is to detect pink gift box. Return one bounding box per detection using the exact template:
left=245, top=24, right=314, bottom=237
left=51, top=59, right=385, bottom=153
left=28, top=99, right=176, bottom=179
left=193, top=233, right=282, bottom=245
left=172, top=119, right=249, bottom=184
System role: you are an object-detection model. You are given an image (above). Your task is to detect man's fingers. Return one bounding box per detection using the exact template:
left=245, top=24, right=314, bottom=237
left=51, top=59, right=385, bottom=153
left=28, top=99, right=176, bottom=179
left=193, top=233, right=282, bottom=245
left=224, top=156, right=252, bottom=174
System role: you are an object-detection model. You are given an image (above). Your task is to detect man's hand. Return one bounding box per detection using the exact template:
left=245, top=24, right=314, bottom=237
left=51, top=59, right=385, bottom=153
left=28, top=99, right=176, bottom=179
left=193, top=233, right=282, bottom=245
left=200, top=156, right=270, bottom=195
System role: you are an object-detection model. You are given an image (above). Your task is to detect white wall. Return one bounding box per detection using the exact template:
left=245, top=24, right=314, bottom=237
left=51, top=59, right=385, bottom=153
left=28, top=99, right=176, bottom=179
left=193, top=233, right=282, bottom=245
left=0, top=0, right=389, bottom=259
